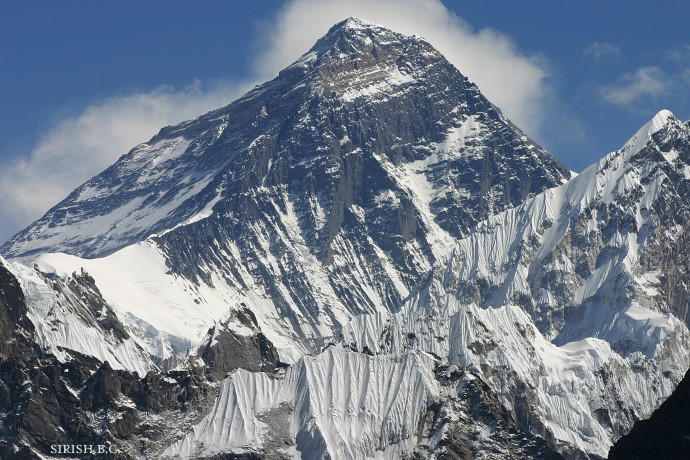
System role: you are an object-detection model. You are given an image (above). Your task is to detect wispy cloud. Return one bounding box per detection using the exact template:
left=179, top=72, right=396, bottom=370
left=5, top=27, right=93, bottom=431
left=683, top=68, right=690, bottom=84
left=600, top=66, right=669, bottom=107
left=666, top=44, right=690, bottom=63
left=583, top=42, right=621, bottom=61
left=0, top=81, right=246, bottom=241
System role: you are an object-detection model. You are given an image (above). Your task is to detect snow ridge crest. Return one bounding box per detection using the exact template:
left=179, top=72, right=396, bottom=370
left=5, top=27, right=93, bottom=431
left=623, top=109, right=678, bottom=155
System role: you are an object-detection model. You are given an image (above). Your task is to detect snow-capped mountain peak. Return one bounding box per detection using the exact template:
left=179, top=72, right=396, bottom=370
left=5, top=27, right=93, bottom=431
left=1, top=19, right=571, bottom=367
left=2, top=18, right=568, bottom=263
left=309, top=17, right=414, bottom=54
left=3, top=19, right=687, bottom=460
left=625, top=109, right=677, bottom=151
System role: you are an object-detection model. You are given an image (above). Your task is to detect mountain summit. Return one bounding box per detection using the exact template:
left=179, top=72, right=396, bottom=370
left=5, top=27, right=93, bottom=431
left=2, top=18, right=570, bottom=358
left=3, top=17, right=569, bottom=261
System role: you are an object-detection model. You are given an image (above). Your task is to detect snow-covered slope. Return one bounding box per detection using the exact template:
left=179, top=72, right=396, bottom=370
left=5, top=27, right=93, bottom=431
left=342, top=286, right=688, bottom=458
left=2, top=255, right=155, bottom=376
left=32, top=241, right=323, bottom=366
left=162, top=347, right=439, bottom=459
left=113, top=108, right=690, bottom=457
left=338, top=109, right=690, bottom=458
left=427, top=110, right=690, bottom=348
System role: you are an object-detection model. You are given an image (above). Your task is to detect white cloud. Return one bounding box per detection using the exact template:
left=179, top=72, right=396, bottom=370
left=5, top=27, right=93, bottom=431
left=666, top=44, right=690, bottom=63
left=600, top=66, right=669, bottom=107
left=0, top=81, right=245, bottom=241
left=583, top=42, right=621, bottom=61
left=254, top=0, right=550, bottom=137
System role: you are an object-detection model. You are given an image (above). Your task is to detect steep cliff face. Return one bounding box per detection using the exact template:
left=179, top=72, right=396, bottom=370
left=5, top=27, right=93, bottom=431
left=194, top=307, right=281, bottom=382
left=419, top=110, right=690, bottom=356
left=342, top=287, right=688, bottom=458
left=344, top=110, right=690, bottom=458
left=0, top=259, right=31, bottom=359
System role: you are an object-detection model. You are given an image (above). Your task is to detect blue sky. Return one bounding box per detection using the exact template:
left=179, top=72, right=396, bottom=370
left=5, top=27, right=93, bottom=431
left=2, top=0, right=690, bottom=241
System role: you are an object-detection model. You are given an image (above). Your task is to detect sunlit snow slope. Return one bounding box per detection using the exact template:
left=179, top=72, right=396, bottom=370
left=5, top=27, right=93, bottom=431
left=3, top=255, right=155, bottom=376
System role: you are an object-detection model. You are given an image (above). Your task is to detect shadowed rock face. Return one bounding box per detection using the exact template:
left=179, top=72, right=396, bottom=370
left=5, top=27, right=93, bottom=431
left=414, top=364, right=565, bottom=460
left=195, top=308, right=281, bottom=381
left=0, top=261, right=30, bottom=359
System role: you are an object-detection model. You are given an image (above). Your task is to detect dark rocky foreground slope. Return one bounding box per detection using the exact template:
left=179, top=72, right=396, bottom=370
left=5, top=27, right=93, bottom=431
left=0, top=259, right=217, bottom=459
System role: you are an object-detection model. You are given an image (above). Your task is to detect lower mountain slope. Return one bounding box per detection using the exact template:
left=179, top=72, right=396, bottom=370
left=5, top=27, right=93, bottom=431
left=342, top=286, right=687, bottom=458
left=0, top=258, right=217, bottom=459
left=161, top=347, right=564, bottom=460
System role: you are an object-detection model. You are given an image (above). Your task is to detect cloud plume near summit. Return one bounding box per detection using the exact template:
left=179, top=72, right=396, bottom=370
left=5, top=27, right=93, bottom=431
left=0, top=0, right=551, bottom=241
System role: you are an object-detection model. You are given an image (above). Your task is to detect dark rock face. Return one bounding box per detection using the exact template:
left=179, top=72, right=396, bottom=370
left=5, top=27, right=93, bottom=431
left=608, top=366, right=690, bottom=459
left=195, top=308, right=281, bottom=381
left=412, top=364, right=564, bottom=460
left=0, top=260, right=41, bottom=459
left=0, top=344, right=213, bottom=459
left=0, top=261, right=31, bottom=359
left=637, top=124, right=690, bottom=328
left=0, top=261, right=101, bottom=458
